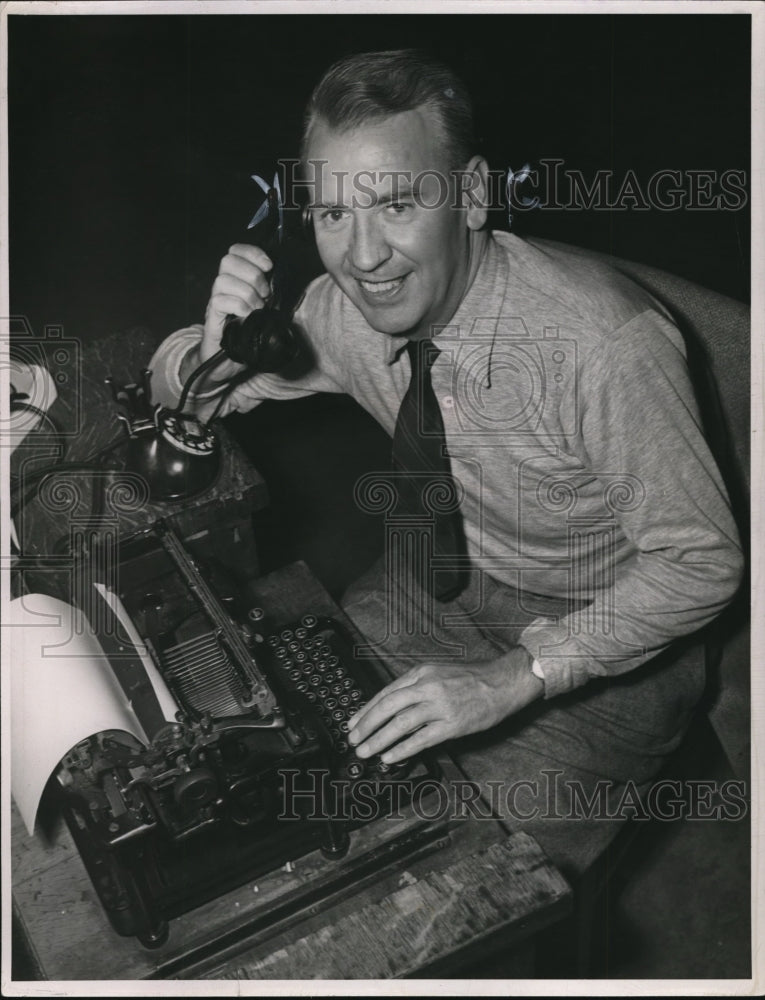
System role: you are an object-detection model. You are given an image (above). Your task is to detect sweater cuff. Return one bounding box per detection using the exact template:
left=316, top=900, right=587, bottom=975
left=148, top=325, right=226, bottom=409
left=518, top=617, right=605, bottom=699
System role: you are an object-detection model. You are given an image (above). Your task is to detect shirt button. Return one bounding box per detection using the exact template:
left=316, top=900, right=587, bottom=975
left=442, top=395, right=454, bottom=408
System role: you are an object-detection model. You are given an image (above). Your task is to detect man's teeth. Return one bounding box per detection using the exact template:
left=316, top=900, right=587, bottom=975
left=359, top=277, right=404, bottom=293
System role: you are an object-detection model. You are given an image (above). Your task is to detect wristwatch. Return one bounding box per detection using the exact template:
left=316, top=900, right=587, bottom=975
left=518, top=644, right=545, bottom=685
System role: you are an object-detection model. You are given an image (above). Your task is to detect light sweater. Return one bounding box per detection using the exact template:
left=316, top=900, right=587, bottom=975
left=149, top=232, right=743, bottom=698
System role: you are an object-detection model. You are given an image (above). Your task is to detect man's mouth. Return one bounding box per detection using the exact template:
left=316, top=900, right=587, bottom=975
left=356, top=275, right=408, bottom=299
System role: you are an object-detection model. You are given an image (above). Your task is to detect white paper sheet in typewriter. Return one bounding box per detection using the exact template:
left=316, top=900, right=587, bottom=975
left=8, top=589, right=178, bottom=835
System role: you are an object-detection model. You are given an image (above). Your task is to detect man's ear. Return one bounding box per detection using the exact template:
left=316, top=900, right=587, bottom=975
left=461, top=155, right=490, bottom=231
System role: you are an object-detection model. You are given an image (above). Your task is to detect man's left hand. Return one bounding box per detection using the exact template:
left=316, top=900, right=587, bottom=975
left=347, top=648, right=544, bottom=763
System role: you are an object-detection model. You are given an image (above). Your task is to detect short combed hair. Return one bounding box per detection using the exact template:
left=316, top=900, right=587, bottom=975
left=301, top=49, right=475, bottom=170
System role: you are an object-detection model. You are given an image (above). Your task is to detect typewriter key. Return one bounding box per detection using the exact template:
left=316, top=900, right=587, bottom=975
left=325, top=697, right=338, bottom=710
left=332, top=709, right=344, bottom=722
left=309, top=648, right=322, bottom=661
left=309, top=674, right=322, bottom=686
left=319, top=644, right=332, bottom=657
left=331, top=682, right=344, bottom=695
left=346, top=761, right=364, bottom=779
left=301, top=614, right=318, bottom=629
left=339, top=720, right=350, bottom=733
left=343, top=677, right=354, bottom=689
left=280, top=629, right=294, bottom=641
left=323, top=670, right=336, bottom=683
left=339, top=694, right=351, bottom=707
left=327, top=655, right=339, bottom=668
left=336, top=740, right=348, bottom=754
left=288, top=640, right=301, bottom=653
left=296, top=681, right=309, bottom=693
left=350, top=689, right=362, bottom=701
left=289, top=668, right=302, bottom=682
left=305, top=691, right=318, bottom=703
left=318, top=687, right=330, bottom=700
left=274, top=646, right=287, bottom=659
left=295, top=627, right=308, bottom=639
left=294, top=651, right=307, bottom=662
left=267, top=635, right=280, bottom=647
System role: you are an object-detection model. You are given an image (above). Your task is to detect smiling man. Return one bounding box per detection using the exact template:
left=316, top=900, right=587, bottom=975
left=303, top=109, right=487, bottom=340
left=150, top=49, right=742, bottom=878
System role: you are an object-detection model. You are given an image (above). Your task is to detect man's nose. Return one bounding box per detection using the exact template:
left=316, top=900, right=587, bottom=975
left=348, top=214, right=392, bottom=272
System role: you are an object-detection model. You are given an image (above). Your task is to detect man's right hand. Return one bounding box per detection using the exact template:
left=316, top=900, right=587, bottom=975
left=199, top=243, right=274, bottom=369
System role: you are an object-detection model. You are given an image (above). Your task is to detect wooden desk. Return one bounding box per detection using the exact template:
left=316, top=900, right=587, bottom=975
left=11, top=562, right=572, bottom=981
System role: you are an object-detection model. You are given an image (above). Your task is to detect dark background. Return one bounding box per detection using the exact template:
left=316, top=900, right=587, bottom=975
left=9, top=12, right=751, bottom=346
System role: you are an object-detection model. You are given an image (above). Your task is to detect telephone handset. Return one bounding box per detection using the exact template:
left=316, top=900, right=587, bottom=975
left=111, top=171, right=308, bottom=502
left=219, top=171, right=304, bottom=370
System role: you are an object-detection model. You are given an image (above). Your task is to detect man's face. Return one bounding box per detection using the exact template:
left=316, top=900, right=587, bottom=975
left=305, top=108, right=473, bottom=339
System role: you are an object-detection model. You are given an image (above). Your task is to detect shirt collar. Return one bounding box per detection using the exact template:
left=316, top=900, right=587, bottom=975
left=386, top=334, right=410, bottom=365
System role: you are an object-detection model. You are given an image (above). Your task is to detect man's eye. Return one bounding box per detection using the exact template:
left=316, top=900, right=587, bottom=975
left=387, top=202, right=412, bottom=215
left=320, top=209, right=348, bottom=224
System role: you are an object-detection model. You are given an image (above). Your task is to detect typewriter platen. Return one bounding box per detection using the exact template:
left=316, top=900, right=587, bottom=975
left=53, top=522, right=447, bottom=948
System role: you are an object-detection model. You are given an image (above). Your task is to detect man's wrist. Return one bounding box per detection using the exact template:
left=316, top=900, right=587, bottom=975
left=179, top=340, right=242, bottom=393
left=499, top=645, right=545, bottom=708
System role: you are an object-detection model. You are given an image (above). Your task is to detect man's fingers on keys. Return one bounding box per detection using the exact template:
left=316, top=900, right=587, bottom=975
left=347, top=671, right=423, bottom=732
left=347, top=677, right=421, bottom=738
left=350, top=705, right=430, bottom=759
left=378, top=724, right=446, bottom=764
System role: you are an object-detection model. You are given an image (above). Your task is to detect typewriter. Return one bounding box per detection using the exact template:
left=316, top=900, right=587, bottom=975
left=47, top=521, right=447, bottom=949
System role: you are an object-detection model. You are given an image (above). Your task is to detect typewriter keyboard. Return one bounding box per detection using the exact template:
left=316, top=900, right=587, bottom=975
left=264, top=614, right=401, bottom=779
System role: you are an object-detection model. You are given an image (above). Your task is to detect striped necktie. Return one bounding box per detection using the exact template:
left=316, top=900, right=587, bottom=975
left=391, top=338, right=467, bottom=602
